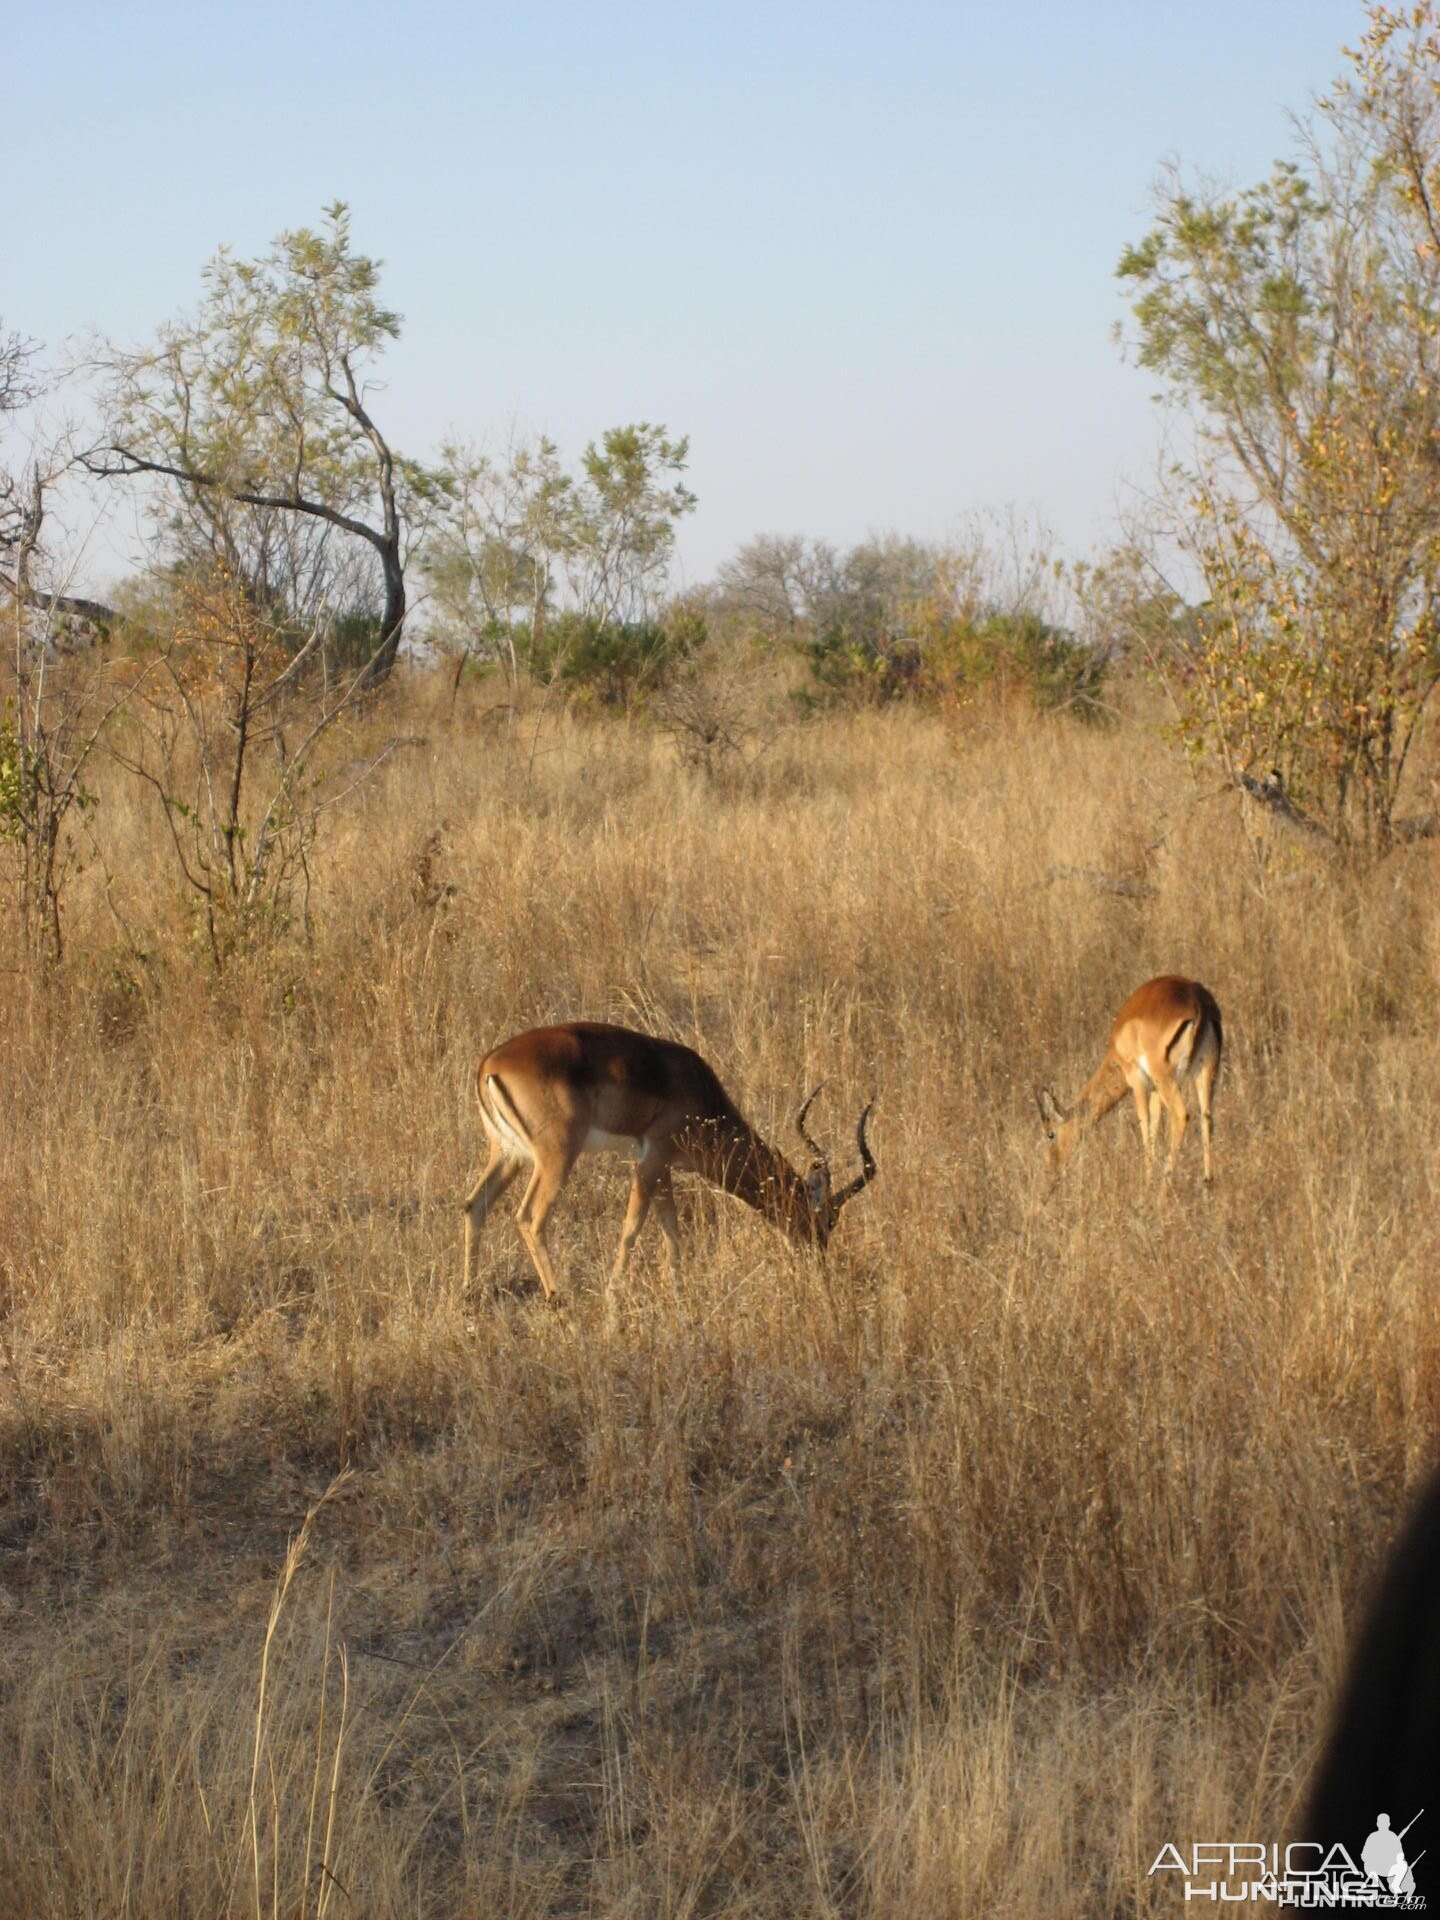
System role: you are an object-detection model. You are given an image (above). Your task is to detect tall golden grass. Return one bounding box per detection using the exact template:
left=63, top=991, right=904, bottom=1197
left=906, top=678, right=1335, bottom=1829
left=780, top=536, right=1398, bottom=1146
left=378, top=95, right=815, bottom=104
left=0, top=679, right=1435, bottom=1915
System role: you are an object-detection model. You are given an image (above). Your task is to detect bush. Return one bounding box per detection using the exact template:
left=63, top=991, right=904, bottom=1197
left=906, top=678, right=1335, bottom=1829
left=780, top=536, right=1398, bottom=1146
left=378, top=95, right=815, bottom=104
left=800, top=619, right=924, bottom=705
left=325, top=607, right=389, bottom=676
left=521, top=607, right=705, bottom=709
left=925, top=610, right=1108, bottom=719
left=798, top=606, right=1107, bottom=717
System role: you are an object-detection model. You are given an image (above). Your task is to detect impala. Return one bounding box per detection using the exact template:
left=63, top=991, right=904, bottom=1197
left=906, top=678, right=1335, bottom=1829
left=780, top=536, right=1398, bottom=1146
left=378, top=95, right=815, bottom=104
left=461, top=1022, right=877, bottom=1300
left=1035, top=975, right=1222, bottom=1183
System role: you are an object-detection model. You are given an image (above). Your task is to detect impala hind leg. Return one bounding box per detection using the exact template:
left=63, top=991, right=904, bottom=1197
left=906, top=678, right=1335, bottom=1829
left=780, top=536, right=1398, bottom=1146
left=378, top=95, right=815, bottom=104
left=1128, top=1077, right=1155, bottom=1176
left=1195, top=1058, right=1217, bottom=1185
left=515, top=1149, right=574, bottom=1302
left=1157, top=1078, right=1189, bottom=1176
left=462, top=1150, right=522, bottom=1287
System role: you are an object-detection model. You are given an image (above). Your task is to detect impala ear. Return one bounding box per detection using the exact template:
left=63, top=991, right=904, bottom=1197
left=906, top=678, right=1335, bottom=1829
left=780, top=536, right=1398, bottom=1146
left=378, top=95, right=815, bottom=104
left=1035, top=1087, right=1062, bottom=1132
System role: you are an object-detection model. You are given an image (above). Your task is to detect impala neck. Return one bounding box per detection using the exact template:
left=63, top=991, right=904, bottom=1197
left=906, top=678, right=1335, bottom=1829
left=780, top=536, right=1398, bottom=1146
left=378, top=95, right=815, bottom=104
left=1057, top=1055, right=1129, bottom=1159
left=687, top=1112, right=823, bottom=1244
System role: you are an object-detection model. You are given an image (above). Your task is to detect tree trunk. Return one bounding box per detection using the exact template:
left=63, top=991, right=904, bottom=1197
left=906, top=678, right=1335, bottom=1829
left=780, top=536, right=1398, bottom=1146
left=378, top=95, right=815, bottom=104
left=363, top=537, right=406, bottom=684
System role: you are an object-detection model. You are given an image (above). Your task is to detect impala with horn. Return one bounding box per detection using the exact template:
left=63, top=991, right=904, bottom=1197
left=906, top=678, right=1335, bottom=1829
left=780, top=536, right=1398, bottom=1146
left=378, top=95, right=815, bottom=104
left=461, top=1022, right=877, bottom=1301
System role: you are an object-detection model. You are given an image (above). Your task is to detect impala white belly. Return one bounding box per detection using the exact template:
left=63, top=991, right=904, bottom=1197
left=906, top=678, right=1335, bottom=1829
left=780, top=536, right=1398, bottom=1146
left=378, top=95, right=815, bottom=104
left=584, top=1126, right=642, bottom=1158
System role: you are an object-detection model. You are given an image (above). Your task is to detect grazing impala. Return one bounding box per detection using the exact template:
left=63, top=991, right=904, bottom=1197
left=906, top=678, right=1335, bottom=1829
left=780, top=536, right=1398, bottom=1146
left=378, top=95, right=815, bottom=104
left=1036, top=975, right=1222, bottom=1183
left=461, top=1022, right=877, bottom=1301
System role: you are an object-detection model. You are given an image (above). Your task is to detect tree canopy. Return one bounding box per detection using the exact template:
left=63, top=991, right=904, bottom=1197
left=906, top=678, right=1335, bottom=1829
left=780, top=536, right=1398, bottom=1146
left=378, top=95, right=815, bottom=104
left=1118, top=5, right=1440, bottom=850
left=89, top=204, right=445, bottom=679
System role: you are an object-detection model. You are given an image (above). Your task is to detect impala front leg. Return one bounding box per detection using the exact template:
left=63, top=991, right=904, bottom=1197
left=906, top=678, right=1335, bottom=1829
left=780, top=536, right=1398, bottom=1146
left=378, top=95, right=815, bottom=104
left=606, top=1158, right=684, bottom=1328
left=652, top=1170, right=681, bottom=1273
left=609, top=1152, right=677, bottom=1290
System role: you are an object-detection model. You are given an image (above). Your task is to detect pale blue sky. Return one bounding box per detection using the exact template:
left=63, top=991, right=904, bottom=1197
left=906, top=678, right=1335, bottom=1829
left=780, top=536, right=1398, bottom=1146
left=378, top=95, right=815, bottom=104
left=12, top=1, right=1363, bottom=589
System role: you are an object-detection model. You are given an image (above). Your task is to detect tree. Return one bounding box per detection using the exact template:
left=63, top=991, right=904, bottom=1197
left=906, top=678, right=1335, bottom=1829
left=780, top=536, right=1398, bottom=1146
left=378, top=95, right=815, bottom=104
left=707, top=518, right=1109, bottom=714
left=422, top=424, right=696, bottom=702
left=711, top=533, right=816, bottom=639
left=0, top=325, right=42, bottom=592
left=2, top=536, right=128, bottom=965
left=424, top=432, right=576, bottom=693
left=87, top=204, right=443, bottom=682
left=564, top=424, right=696, bottom=625
left=711, top=533, right=934, bottom=698
left=1118, top=7, right=1440, bottom=853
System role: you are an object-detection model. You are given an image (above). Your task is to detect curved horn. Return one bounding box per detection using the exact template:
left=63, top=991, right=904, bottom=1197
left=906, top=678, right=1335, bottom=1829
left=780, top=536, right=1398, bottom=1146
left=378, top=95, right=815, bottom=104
left=795, top=1084, right=827, bottom=1161
left=830, top=1098, right=877, bottom=1212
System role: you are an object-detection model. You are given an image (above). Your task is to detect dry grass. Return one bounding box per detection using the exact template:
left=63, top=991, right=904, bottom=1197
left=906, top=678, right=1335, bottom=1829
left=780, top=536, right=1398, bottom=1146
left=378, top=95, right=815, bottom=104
left=0, top=679, right=1435, bottom=1916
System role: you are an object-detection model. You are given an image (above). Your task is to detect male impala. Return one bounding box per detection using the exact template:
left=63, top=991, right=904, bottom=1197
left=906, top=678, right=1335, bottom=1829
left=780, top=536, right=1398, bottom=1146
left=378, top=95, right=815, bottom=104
left=461, top=1022, right=877, bottom=1300
left=1035, top=975, right=1222, bottom=1183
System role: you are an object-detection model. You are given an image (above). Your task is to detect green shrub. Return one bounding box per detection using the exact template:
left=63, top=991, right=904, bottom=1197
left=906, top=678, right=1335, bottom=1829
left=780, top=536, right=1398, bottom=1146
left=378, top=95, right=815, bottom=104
left=521, top=607, right=705, bottom=709
left=925, top=611, right=1108, bottom=718
left=797, top=606, right=1106, bottom=717
left=325, top=607, right=389, bottom=676
left=800, top=619, right=924, bottom=705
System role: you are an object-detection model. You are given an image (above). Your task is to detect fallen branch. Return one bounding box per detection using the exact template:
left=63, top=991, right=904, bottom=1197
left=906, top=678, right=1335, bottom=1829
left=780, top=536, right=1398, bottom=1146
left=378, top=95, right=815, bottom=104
left=1, top=567, right=115, bottom=636
left=1234, top=770, right=1440, bottom=852
left=1389, top=809, right=1440, bottom=844
left=1234, top=770, right=1336, bottom=850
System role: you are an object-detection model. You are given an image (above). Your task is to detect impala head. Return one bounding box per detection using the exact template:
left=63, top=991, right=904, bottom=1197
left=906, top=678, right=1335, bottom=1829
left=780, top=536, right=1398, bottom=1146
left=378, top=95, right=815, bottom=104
left=795, top=1085, right=878, bottom=1243
left=1034, top=1086, right=1074, bottom=1174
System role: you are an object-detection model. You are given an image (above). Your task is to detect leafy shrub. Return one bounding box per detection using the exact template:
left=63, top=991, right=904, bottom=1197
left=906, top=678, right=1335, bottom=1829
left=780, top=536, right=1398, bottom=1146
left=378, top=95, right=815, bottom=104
left=521, top=607, right=705, bottom=709
left=325, top=607, right=389, bottom=676
left=800, top=620, right=924, bottom=705
left=925, top=611, right=1108, bottom=719
left=797, top=606, right=1106, bottom=717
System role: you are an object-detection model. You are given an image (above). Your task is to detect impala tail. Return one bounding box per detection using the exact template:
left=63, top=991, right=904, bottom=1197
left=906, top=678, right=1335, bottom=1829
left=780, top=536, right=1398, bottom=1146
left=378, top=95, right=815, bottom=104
left=478, top=1068, right=533, bottom=1163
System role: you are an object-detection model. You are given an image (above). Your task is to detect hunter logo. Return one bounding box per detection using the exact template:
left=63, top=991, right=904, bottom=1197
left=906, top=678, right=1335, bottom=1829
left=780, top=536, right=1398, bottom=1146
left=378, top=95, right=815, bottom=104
left=1149, top=1809, right=1425, bottom=1906
left=1360, top=1814, right=1423, bottom=1903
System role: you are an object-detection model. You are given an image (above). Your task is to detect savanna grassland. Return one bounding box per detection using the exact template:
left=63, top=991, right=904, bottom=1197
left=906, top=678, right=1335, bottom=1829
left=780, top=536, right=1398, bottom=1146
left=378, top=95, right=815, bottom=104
left=0, top=674, right=1436, bottom=1917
